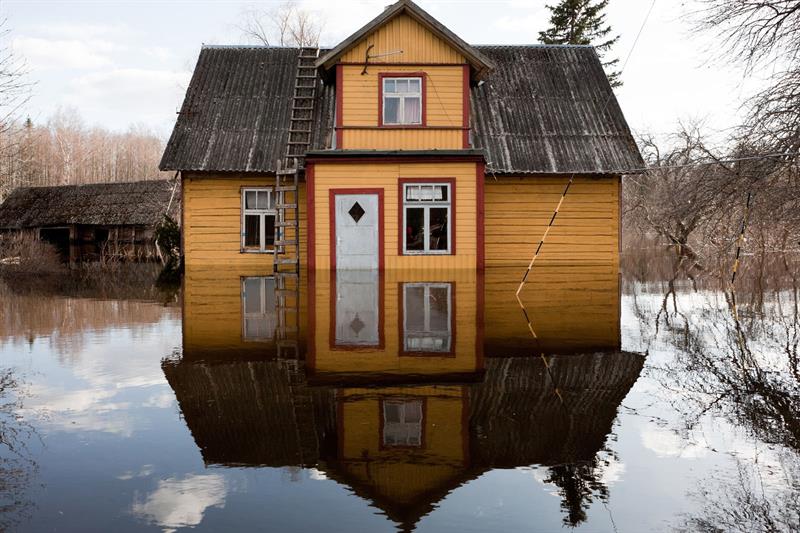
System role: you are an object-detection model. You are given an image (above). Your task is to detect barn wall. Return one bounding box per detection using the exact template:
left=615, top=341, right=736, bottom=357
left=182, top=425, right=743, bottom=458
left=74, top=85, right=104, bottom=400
left=182, top=173, right=307, bottom=268
left=484, top=175, right=620, bottom=268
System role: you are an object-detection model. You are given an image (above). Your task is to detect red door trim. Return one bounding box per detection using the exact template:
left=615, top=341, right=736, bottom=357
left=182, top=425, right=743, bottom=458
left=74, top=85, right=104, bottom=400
left=306, top=162, right=316, bottom=271
left=329, top=188, right=385, bottom=271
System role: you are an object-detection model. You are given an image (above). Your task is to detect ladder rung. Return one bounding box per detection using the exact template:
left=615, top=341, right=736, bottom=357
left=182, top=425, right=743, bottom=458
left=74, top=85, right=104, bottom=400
left=275, top=185, right=298, bottom=191
left=276, top=203, right=298, bottom=209
left=290, top=117, right=313, bottom=121
left=275, top=257, right=299, bottom=265
left=289, top=129, right=311, bottom=133
left=274, top=240, right=299, bottom=246
left=275, top=221, right=298, bottom=227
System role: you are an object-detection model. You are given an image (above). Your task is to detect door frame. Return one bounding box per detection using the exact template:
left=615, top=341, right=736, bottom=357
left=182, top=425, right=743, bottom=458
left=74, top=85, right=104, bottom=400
left=329, top=188, right=385, bottom=271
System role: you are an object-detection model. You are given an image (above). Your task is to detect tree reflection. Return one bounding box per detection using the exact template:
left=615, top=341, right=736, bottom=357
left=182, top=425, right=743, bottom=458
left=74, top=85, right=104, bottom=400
left=0, top=368, right=38, bottom=531
left=545, top=458, right=610, bottom=527
left=629, top=251, right=800, bottom=532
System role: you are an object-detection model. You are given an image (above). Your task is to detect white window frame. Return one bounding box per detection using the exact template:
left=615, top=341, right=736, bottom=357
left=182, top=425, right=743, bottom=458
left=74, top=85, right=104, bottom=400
left=402, top=183, right=451, bottom=255
left=402, top=283, right=452, bottom=353
left=382, top=76, right=423, bottom=126
left=382, top=399, right=423, bottom=447
left=241, top=188, right=276, bottom=253
left=241, top=276, right=277, bottom=341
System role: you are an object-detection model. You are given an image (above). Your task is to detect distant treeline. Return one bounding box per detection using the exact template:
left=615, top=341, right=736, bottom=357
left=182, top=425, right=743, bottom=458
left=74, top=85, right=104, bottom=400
left=0, top=108, right=169, bottom=202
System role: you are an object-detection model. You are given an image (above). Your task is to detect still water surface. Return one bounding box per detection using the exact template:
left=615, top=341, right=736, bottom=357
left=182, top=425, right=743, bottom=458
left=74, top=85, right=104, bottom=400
left=0, top=259, right=797, bottom=532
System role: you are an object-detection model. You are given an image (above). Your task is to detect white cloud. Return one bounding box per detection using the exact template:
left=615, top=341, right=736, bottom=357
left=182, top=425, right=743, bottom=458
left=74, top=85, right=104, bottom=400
left=641, top=425, right=710, bottom=459
left=13, top=37, right=117, bottom=70
left=131, top=474, right=227, bottom=531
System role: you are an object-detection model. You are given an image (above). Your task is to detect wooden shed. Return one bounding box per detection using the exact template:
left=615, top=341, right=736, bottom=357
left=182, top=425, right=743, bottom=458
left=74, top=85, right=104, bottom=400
left=0, top=180, right=180, bottom=263
left=161, top=0, right=643, bottom=275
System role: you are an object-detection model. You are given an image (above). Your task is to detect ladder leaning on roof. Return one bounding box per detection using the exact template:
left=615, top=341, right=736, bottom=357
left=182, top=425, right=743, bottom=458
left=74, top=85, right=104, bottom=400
left=274, top=46, right=319, bottom=361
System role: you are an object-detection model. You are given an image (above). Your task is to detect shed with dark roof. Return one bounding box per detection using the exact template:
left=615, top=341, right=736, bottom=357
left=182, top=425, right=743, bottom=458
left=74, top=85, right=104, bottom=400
left=0, top=179, right=179, bottom=262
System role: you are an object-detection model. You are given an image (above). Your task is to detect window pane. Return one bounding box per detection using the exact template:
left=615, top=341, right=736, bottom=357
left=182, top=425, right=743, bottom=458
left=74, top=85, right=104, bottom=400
left=245, top=191, right=258, bottom=209
left=409, top=78, right=421, bottom=93
left=244, top=215, right=260, bottom=247
left=257, top=191, right=269, bottom=210
left=429, top=208, right=448, bottom=251
left=384, top=97, right=400, bottom=124
left=404, top=401, right=422, bottom=423
left=264, top=215, right=276, bottom=246
left=405, top=286, right=426, bottom=330
left=434, top=185, right=447, bottom=202
left=403, top=96, right=421, bottom=124
left=405, top=208, right=425, bottom=251
left=385, top=403, right=401, bottom=423
left=428, top=287, right=449, bottom=331
left=396, top=79, right=408, bottom=93
left=384, top=79, right=396, bottom=93
left=243, top=278, right=262, bottom=313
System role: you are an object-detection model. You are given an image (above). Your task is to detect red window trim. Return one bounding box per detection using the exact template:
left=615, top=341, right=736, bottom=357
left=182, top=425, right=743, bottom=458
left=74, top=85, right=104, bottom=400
left=378, top=72, right=427, bottom=128
left=397, top=177, right=456, bottom=256
left=378, top=397, right=428, bottom=450
left=328, top=187, right=385, bottom=271
left=398, top=281, right=457, bottom=357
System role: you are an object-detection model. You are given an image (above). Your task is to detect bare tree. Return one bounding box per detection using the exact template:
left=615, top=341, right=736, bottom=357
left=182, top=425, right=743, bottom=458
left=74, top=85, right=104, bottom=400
left=238, top=1, right=323, bottom=47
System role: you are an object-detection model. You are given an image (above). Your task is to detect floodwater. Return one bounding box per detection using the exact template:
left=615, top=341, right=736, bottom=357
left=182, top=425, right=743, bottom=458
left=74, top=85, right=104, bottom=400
left=0, top=257, right=798, bottom=532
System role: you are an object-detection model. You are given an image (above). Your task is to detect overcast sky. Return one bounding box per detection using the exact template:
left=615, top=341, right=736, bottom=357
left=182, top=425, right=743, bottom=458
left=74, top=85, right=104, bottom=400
left=4, top=0, right=770, bottom=146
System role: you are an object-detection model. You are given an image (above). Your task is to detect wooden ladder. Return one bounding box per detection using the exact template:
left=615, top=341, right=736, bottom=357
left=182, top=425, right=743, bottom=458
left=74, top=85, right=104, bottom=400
left=274, top=46, right=319, bottom=360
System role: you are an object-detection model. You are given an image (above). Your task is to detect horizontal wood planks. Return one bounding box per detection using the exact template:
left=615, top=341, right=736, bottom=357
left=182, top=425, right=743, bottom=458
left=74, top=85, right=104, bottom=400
left=484, top=176, right=620, bottom=268
left=183, top=174, right=307, bottom=267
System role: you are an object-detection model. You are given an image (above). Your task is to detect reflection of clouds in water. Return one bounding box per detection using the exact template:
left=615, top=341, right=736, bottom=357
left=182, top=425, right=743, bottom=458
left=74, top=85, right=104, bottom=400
left=131, top=474, right=226, bottom=532
left=20, top=324, right=179, bottom=436
left=117, top=464, right=155, bottom=481
left=641, top=425, right=710, bottom=459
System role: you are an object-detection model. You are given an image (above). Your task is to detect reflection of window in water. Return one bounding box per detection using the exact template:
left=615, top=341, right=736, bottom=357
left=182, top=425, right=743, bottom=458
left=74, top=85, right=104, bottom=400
left=241, top=277, right=277, bottom=341
left=403, top=283, right=452, bottom=353
left=383, top=400, right=423, bottom=447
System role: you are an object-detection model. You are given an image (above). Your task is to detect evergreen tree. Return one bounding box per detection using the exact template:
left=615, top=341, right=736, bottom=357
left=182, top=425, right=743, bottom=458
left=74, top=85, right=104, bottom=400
left=539, top=0, right=622, bottom=87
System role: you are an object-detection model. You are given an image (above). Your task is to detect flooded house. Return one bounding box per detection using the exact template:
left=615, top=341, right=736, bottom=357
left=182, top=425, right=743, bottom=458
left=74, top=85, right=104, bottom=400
left=160, top=0, right=642, bottom=275
left=0, top=179, right=180, bottom=262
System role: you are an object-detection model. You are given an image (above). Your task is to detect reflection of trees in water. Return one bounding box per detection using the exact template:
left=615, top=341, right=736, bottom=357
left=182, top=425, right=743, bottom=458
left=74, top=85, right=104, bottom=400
left=545, top=455, right=611, bottom=527
left=628, top=251, right=800, bottom=532
left=0, top=266, right=180, bottom=360
left=679, top=454, right=800, bottom=533
left=0, top=368, right=38, bottom=531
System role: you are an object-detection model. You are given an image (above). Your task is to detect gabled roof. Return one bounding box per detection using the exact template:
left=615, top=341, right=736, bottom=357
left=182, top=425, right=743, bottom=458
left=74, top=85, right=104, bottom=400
left=161, top=45, right=643, bottom=175
left=315, top=0, right=494, bottom=80
left=0, top=180, right=179, bottom=230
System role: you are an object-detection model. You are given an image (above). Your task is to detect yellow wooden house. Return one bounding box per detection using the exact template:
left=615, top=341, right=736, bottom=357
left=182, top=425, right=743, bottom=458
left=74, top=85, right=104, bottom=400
left=161, top=0, right=642, bottom=274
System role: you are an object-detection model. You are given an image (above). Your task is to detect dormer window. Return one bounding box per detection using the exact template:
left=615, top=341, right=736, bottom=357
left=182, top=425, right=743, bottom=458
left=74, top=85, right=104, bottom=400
left=381, top=75, right=424, bottom=126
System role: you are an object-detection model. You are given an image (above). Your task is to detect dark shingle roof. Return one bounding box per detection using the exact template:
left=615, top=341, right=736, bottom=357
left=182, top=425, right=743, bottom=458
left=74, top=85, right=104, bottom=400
left=0, top=180, right=179, bottom=229
left=161, top=45, right=642, bottom=175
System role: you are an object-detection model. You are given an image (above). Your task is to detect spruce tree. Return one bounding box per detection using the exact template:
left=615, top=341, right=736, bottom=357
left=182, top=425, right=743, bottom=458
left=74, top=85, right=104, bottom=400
left=539, top=0, right=622, bottom=87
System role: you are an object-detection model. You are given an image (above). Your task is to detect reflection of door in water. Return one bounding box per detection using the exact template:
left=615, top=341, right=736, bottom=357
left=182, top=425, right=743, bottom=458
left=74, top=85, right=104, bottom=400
left=334, top=193, right=379, bottom=270
left=335, top=270, right=379, bottom=347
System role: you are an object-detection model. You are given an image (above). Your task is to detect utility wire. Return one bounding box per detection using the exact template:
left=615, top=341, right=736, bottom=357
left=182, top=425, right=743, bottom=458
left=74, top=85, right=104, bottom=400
left=516, top=0, right=657, bottom=297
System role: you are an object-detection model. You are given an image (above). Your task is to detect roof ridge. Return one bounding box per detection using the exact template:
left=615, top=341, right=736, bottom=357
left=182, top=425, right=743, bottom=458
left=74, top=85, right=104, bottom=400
left=475, top=44, right=595, bottom=48
left=201, top=44, right=301, bottom=50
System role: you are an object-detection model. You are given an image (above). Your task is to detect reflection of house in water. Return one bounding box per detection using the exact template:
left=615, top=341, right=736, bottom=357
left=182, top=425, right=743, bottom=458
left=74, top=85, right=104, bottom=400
left=167, top=266, right=643, bottom=529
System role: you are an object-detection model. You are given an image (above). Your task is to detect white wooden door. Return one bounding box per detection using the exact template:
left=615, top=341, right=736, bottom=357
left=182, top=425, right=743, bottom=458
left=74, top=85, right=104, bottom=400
left=335, top=269, right=380, bottom=346
left=334, top=193, right=379, bottom=270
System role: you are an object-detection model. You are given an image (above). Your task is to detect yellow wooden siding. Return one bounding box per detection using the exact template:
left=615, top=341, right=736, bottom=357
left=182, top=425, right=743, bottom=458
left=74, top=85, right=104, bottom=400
left=483, top=265, right=621, bottom=354
left=340, top=14, right=467, bottom=64
left=312, top=162, right=477, bottom=270
left=337, top=385, right=467, bottom=504
left=484, top=176, right=620, bottom=268
left=340, top=64, right=465, bottom=150
left=309, top=269, right=479, bottom=377
left=182, top=265, right=309, bottom=358
left=183, top=174, right=307, bottom=267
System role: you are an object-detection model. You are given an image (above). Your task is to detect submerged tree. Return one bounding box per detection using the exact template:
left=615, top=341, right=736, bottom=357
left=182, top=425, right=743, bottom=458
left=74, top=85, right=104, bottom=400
left=539, top=0, right=622, bottom=86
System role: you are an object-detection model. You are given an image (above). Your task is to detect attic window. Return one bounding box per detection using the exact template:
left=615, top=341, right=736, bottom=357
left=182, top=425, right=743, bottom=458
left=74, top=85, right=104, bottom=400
left=381, top=76, right=423, bottom=126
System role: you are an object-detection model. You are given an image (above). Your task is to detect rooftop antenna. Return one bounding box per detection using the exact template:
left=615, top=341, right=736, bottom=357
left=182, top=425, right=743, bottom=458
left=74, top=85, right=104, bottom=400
left=361, top=44, right=404, bottom=74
